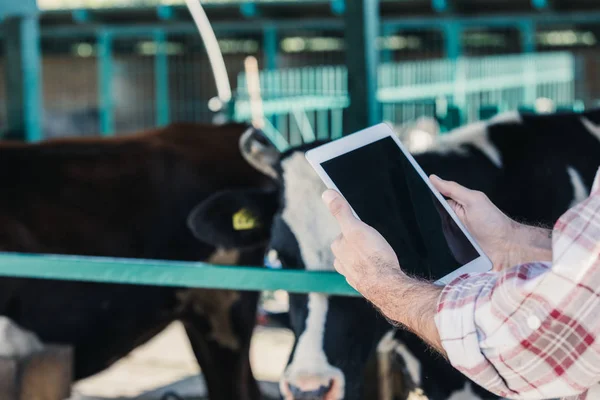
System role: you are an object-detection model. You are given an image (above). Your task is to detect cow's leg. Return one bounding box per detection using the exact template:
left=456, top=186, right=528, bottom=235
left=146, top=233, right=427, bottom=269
left=180, top=289, right=260, bottom=400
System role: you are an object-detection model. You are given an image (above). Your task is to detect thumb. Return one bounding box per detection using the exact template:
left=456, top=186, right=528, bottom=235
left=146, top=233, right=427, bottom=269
left=430, top=175, right=474, bottom=205
left=322, top=190, right=358, bottom=231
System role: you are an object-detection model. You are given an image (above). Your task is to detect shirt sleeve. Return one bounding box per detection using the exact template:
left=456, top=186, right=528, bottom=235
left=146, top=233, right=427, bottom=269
left=435, top=167, right=600, bottom=400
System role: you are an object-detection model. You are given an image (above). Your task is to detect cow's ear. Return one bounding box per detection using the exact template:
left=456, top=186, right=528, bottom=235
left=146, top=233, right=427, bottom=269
left=187, top=189, right=279, bottom=249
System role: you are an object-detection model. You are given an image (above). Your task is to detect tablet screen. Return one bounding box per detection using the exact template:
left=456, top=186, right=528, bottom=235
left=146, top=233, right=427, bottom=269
left=321, top=136, right=479, bottom=281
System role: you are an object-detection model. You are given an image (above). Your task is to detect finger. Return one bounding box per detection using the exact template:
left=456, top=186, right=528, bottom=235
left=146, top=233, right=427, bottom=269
left=330, top=234, right=344, bottom=258
left=446, top=199, right=463, bottom=215
left=333, top=259, right=345, bottom=275
left=430, top=175, right=475, bottom=205
left=322, top=190, right=359, bottom=232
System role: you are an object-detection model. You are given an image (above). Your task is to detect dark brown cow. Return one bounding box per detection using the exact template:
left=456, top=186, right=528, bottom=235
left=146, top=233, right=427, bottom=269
left=0, top=122, right=277, bottom=400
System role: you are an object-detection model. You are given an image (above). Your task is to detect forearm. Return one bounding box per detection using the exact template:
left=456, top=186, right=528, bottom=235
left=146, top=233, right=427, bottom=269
left=507, top=221, right=553, bottom=266
left=368, top=272, right=447, bottom=358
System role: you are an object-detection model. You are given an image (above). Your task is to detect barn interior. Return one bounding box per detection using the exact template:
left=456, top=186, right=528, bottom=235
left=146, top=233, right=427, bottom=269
left=0, top=0, right=599, bottom=399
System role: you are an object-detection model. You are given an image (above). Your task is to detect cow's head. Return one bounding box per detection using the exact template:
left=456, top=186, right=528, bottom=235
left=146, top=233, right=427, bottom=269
left=269, top=149, right=395, bottom=400
left=185, top=128, right=281, bottom=251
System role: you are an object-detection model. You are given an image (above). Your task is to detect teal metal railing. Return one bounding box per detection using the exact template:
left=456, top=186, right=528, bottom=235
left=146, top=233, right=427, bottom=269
left=0, top=252, right=359, bottom=295
left=233, top=51, right=576, bottom=149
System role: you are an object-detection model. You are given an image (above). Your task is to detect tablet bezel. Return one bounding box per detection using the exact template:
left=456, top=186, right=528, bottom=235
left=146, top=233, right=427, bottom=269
left=305, top=122, right=492, bottom=285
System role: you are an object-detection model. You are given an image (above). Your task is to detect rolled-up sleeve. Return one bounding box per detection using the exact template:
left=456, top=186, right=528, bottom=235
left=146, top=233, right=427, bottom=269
left=435, top=168, right=600, bottom=400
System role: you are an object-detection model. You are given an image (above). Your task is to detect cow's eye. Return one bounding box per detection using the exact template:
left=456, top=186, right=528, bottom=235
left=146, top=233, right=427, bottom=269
left=265, top=249, right=282, bottom=269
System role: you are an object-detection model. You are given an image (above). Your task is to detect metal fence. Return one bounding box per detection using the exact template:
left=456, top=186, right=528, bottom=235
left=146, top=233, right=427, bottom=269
left=234, top=51, right=577, bottom=149
left=2, top=8, right=599, bottom=141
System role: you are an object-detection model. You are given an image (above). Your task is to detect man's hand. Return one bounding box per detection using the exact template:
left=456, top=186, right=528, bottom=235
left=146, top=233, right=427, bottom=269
left=430, top=175, right=552, bottom=270
left=322, top=189, right=405, bottom=298
left=322, top=189, right=446, bottom=356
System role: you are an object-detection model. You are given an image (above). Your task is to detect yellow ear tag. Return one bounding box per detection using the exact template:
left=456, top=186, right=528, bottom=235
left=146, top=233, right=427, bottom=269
left=233, top=208, right=260, bottom=231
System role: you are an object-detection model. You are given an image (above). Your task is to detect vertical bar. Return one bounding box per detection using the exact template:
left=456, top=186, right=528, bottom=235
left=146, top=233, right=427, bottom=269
left=574, top=55, right=589, bottom=107
left=452, top=58, right=467, bottom=120
left=317, top=109, right=328, bottom=140
left=330, top=0, right=346, bottom=15
left=332, top=109, right=343, bottom=140
left=520, top=20, right=537, bottom=107
left=343, top=0, right=380, bottom=134
left=4, top=15, right=43, bottom=142
left=97, top=30, right=114, bottom=136
left=154, top=30, right=170, bottom=126
left=520, top=20, right=536, bottom=54
left=381, top=25, right=395, bottom=64
left=432, top=0, right=449, bottom=12
left=443, top=21, right=462, bottom=60
left=263, top=24, right=278, bottom=71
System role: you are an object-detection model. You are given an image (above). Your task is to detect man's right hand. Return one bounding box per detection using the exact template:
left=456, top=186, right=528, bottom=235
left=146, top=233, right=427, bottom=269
left=430, top=175, right=552, bottom=271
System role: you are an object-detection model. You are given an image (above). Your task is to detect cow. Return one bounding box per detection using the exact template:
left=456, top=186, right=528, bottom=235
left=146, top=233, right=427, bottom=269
left=0, top=122, right=279, bottom=400
left=190, top=109, right=600, bottom=399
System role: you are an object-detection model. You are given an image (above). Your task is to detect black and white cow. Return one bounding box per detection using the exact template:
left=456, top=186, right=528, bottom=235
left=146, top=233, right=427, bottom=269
left=197, top=109, right=600, bottom=400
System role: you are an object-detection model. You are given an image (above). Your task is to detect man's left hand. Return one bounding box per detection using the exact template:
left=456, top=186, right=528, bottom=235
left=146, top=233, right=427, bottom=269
left=322, top=189, right=405, bottom=300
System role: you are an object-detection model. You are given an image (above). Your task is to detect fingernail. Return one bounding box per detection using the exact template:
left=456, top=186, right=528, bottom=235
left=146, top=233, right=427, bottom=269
left=322, top=190, right=337, bottom=205
left=430, top=174, right=440, bottom=181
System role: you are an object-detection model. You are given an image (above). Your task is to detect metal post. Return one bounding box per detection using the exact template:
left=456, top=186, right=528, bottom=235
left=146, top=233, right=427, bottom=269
left=3, top=15, right=43, bottom=142
left=520, top=20, right=537, bottom=107
left=263, top=25, right=278, bottom=70
left=97, top=30, right=114, bottom=136
left=343, top=0, right=380, bottom=134
left=520, top=19, right=536, bottom=54
left=432, top=0, right=449, bottom=13
left=154, top=30, right=170, bottom=126
left=381, top=25, right=395, bottom=64
left=443, top=21, right=462, bottom=60
left=531, top=0, right=549, bottom=10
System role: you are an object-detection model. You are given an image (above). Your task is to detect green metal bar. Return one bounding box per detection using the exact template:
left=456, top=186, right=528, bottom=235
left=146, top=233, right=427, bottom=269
left=330, top=0, right=345, bottom=15
left=156, top=5, right=174, bottom=20
left=381, top=25, right=395, bottom=64
left=262, top=24, right=278, bottom=129
left=531, top=0, right=549, bottom=10
left=3, top=15, right=43, bottom=142
left=443, top=21, right=462, bottom=60
left=0, top=252, right=359, bottom=296
left=32, top=11, right=600, bottom=39
left=154, top=30, right=170, bottom=127
left=520, top=21, right=537, bottom=106
left=240, top=2, right=259, bottom=17
left=317, top=110, right=328, bottom=140
left=263, top=24, right=278, bottom=71
left=343, top=0, right=380, bottom=134
left=432, top=0, right=449, bottom=13
left=520, top=20, right=536, bottom=54
left=97, top=30, right=114, bottom=136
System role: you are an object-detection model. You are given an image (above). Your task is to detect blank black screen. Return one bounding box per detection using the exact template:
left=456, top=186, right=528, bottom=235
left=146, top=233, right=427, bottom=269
left=321, top=136, right=479, bottom=281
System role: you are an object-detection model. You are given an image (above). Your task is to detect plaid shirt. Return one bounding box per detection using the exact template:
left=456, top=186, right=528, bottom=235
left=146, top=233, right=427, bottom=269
left=435, top=167, right=600, bottom=400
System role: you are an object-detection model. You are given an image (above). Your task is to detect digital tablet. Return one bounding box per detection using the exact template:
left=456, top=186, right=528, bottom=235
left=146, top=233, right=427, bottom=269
left=305, top=123, right=492, bottom=285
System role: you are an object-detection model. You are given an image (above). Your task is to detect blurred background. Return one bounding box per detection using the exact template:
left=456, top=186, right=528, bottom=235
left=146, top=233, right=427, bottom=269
left=2, top=0, right=599, bottom=145
left=0, top=0, right=599, bottom=398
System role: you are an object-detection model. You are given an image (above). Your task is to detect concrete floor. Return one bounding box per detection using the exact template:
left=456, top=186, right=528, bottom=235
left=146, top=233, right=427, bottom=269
left=68, top=321, right=293, bottom=400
